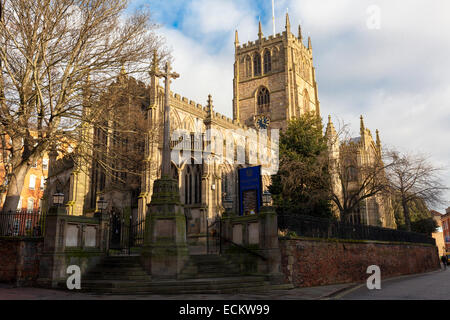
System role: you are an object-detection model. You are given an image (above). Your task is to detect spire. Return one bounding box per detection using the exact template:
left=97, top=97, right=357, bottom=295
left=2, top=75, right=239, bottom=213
left=298, top=24, right=303, bottom=42
left=376, top=129, right=381, bottom=151
left=258, top=20, right=263, bottom=41
left=207, top=94, right=213, bottom=109
left=207, top=94, right=214, bottom=119
left=308, top=36, right=312, bottom=50
left=234, top=29, right=239, bottom=47
left=360, top=115, right=365, bottom=135
left=150, top=50, right=159, bottom=74
left=285, top=12, right=291, bottom=33
left=325, top=115, right=339, bottom=153
left=326, top=115, right=337, bottom=137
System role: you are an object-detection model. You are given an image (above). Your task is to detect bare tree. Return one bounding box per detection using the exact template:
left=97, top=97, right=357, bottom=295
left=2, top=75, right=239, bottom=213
left=329, top=140, right=392, bottom=222
left=326, top=121, right=394, bottom=223
left=385, top=151, right=448, bottom=231
left=0, top=0, right=167, bottom=211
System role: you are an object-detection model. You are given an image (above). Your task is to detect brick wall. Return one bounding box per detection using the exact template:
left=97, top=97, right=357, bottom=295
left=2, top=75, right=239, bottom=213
left=280, top=238, right=440, bottom=288
left=0, top=238, right=43, bottom=286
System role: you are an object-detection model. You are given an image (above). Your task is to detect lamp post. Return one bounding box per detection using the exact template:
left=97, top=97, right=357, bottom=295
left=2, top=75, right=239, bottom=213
left=223, top=193, right=233, bottom=215
left=96, top=198, right=107, bottom=217
left=53, top=193, right=64, bottom=207
left=262, top=190, right=272, bottom=207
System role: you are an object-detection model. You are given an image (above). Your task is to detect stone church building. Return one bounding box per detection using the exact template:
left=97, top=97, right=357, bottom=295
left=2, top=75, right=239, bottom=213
left=46, top=14, right=396, bottom=246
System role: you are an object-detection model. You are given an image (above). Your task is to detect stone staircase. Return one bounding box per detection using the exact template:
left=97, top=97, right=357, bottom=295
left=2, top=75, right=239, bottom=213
left=178, top=254, right=242, bottom=279
left=68, top=255, right=291, bottom=295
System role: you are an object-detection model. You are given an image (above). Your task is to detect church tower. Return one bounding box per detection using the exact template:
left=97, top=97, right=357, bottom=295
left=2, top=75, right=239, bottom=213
left=233, top=14, right=321, bottom=131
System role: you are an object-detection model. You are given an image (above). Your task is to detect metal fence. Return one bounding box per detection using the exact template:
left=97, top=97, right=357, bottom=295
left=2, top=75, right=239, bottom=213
left=278, top=213, right=436, bottom=245
left=0, top=209, right=46, bottom=238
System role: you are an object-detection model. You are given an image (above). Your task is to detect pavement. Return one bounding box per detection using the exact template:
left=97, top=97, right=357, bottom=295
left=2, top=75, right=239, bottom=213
left=0, top=282, right=355, bottom=300
left=1, top=268, right=445, bottom=300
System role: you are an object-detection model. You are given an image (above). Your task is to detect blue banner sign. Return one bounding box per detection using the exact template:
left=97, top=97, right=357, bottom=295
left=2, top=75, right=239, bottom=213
left=238, top=166, right=262, bottom=216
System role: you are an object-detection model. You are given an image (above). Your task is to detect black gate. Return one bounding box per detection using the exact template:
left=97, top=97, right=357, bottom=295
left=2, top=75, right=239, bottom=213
left=108, top=210, right=145, bottom=256
left=206, top=218, right=222, bottom=254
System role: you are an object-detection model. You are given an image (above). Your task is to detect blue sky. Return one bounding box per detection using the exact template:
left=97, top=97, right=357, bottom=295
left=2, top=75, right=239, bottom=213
left=129, top=0, right=450, bottom=212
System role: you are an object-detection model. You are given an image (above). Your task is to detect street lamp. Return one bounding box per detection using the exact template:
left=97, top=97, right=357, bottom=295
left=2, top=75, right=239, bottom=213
left=262, top=190, right=272, bottom=207
left=223, top=195, right=233, bottom=212
left=53, top=193, right=64, bottom=207
left=96, top=198, right=108, bottom=214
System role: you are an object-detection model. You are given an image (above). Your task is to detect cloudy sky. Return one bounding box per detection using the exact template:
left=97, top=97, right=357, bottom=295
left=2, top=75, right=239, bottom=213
left=128, top=0, right=450, bottom=212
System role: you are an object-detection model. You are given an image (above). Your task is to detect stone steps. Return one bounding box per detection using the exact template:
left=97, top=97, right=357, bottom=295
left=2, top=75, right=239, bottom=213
left=73, top=254, right=288, bottom=295
left=79, top=276, right=270, bottom=294
left=178, top=254, right=242, bottom=280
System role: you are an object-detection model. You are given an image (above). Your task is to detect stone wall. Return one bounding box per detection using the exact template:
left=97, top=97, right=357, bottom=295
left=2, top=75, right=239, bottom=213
left=280, top=237, right=440, bottom=287
left=0, top=238, right=43, bottom=286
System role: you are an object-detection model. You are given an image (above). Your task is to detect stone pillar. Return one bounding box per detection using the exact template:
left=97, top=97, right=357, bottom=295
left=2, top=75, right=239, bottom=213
left=141, top=178, right=188, bottom=279
left=37, top=206, right=67, bottom=288
left=260, top=206, right=284, bottom=284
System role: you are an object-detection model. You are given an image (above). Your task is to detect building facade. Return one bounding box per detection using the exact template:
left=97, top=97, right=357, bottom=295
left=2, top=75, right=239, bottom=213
left=441, top=208, right=450, bottom=253
left=431, top=210, right=445, bottom=256
left=0, top=133, right=49, bottom=212
left=46, top=15, right=395, bottom=242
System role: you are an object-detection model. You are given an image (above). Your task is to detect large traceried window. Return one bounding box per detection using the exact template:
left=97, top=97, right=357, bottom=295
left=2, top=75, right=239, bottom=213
left=253, top=53, right=261, bottom=76
left=257, top=87, right=270, bottom=113
left=263, top=50, right=271, bottom=74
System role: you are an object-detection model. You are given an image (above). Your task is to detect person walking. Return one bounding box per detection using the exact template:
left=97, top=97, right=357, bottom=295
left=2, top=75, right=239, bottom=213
left=441, top=255, right=448, bottom=270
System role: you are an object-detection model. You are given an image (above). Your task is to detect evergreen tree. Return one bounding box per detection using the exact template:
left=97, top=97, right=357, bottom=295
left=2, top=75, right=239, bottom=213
left=269, top=113, right=333, bottom=219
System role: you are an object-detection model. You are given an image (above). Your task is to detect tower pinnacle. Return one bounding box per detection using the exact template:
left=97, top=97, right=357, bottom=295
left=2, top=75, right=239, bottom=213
left=258, top=20, right=263, bottom=41
left=235, top=30, right=239, bottom=47
left=360, top=115, right=365, bottom=135
left=285, top=12, right=291, bottom=33
left=376, top=129, right=382, bottom=152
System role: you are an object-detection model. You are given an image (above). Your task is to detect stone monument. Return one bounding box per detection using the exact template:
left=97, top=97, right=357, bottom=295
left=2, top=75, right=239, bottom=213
left=141, top=61, right=189, bottom=279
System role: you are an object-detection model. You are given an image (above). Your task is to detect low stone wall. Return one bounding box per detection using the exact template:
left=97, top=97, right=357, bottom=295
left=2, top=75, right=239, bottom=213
left=280, top=237, right=440, bottom=287
left=0, top=238, right=43, bottom=286
left=38, top=210, right=109, bottom=288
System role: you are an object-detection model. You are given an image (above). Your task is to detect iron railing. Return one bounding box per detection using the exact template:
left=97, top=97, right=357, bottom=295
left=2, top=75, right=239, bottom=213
left=278, top=213, right=436, bottom=245
left=0, top=209, right=46, bottom=238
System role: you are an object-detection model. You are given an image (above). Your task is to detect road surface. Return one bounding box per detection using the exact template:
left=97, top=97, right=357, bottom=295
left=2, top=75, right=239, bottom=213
left=338, top=268, right=449, bottom=300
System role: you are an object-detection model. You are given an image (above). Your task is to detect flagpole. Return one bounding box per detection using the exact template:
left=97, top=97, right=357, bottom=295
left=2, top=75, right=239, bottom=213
left=272, top=0, right=276, bottom=36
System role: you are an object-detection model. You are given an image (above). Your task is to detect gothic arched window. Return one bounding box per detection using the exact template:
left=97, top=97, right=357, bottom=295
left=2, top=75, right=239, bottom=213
left=253, top=53, right=261, bottom=76
left=184, top=164, right=201, bottom=205
left=194, top=164, right=201, bottom=204
left=245, top=56, right=252, bottom=78
left=263, top=50, right=271, bottom=74
left=257, top=87, right=270, bottom=113
left=184, top=167, right=191, bottom=205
